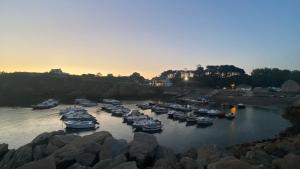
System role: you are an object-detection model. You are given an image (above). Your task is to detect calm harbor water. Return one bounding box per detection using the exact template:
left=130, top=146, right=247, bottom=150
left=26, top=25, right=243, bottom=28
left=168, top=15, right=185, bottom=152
left=0, top=101, right=291, bottom=152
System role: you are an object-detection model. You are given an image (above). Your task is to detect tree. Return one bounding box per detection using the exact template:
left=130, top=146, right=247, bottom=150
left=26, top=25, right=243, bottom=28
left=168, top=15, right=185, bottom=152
left=194, top=65, right=204, bottom=78
left=96, top=72, right=102, bottom=77
left=130, top=72, right=145, bottom=83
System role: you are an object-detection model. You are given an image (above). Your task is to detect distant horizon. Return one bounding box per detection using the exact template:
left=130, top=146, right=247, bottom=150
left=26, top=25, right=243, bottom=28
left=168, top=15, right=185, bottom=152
left=1, top=1, right=299, bottom=79
left=1, top=65, right=300, bottom=79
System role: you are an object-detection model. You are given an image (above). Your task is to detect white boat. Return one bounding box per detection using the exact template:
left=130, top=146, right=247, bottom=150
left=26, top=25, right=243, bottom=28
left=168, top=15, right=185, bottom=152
left=142, top=121, right=162, bottom=132
left=186, top=113, right=197, bottom=123
left=112, top=109, right=125, bottom=117
left=123, top=110, right=142, bottom=121
left=196, top=108, right=208, bottom=115
left=207, top=109, right=221, bottom=116
left=173, top=112, right=185, bottom=120
left=168, top=104, right=191, bottom=112
left=136, top=103, right=152, bottom=110
left=32, top=99, right=58, bottom=110
left=64, top=121, right=97, bottom=129
left=197, top=117, right=214, bottom=125
left=75, top=99, right=97, bottom=107
left=237, top=103, right=246, bottom=109
left=60, top=107, right=97, bottom=122
left=102, top=99, right=121, bottom=105
left=167, top=110, right=176, bottom=118
left=60, top=107, right=87, bottom=115
left=151, top=106, right=168, bottom=114
left=126, top=115, right=148, bottom=124
left=132, top=119, right=161, bottom=129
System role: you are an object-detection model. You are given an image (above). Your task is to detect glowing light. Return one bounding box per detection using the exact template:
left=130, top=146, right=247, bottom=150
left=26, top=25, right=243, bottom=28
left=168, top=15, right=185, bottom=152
left=184, top=76, right=189, bottom=81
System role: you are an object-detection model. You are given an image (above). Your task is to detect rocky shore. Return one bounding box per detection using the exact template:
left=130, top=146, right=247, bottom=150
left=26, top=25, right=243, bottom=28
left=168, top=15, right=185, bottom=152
left=0, top=129, right=299, bottom=169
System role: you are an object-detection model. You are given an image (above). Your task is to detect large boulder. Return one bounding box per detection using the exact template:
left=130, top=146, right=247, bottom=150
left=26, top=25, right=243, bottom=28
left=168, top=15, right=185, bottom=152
left=16, top=156, right=56, bottom=169
left=12, top=144, right=33, bottom=168
left=50, top=134, right=80, bottom=148
left=70, top=131, right=112, bottom=148
left=154, top=146, right=179, bottom=169
left=0, top=150, right=15, bottom=169
left=180, top=157, right=204, bottom=169
left=99, top=137, right=128, bottom=160
left=111, top=161, right=138, bottom=169
left=152, top=159, right=175, bottom=169
left=92, top=154, right=127, bottom=169
left=243, top=150, right=274, bottom=169
left=207, top=156, right=255, bottom=169
left=129, top=132, right=158, bottom=167
left=32, top=132, right=51, bottom=146
left=197, top=145, right=227, bottom=166
left=75, top=152, right=97, bottom=166
left=272, top=153, right=300, bottom=169
left=0, top=144, right=8, bottom=159
left=182, top=148, right=198, bottom=160
left=32, top=130, right=64, bottom=146
left=82, top=142, right=102, bottom=154
left=53, top=145, right=80, bottom=169
left=53, top=131, right=111, bottom=169
left=33, top=144, right=47, bottom=160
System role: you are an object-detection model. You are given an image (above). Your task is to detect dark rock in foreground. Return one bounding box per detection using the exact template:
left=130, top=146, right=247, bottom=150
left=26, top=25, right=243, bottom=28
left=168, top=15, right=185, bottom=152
left=0, top=130, right=300, bottom=169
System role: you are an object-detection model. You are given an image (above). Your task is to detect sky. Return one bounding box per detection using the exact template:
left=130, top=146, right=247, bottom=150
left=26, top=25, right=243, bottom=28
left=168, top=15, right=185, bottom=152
left=0, top=0, right=299, bottom=78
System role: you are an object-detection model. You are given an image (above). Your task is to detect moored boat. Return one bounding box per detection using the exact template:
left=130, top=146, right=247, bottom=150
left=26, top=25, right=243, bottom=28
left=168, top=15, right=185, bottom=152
left=167, top=110, right=176, bottom=118
left=196, top=117, right=214, bottom=126
left=75, top=98, right=97, bottom=107
left=141, top=121, right=162, bottom=132
left=207, top=109, right=221, bottom=116
left=64, top=121, right=97, bottom=129
left=237, top=103, right=246, bottom=109
left=32, top=99, right=58, bottom=110
left=186, top=113, right=197, bottom=123
left=102, top=99, right=121, bottom=105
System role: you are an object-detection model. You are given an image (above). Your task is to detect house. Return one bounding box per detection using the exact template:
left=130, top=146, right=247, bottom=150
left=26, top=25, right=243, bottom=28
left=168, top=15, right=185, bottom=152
left=150, top=78, right=173, bottom=87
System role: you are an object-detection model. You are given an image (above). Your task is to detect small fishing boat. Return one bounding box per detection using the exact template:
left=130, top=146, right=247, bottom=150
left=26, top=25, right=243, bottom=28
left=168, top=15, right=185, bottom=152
left=126, top=115, right=148, bottom=124
left=186, top=113, right=197, bottom=123
left=75, top=99, right=97, bottom=107
left=168, top=104, right=191, bottom=112
left=32, top=99, right=58, bottom=110
left=112, top=109, right=125, bottom=117
left=151, top=106, right=168, bottom=114
left=237, top=103, right=246, bottom=109
left=207, top=109, right=221, bottom=116
left=167, top=110, right=176, bottom=118
left=102, top=99, right=121, bottom=105
left=133, top=119, right=161, bottom=130
left=197, top=117, right=213, bottom=126
left=177, top=113, right=187, bottom=122
left=142, top=121, right=162, bottom=132
left=195, top=108, right=208, bottom=115
left=136, top=103, right=152, bottom=110
left=64, top=121, right=97, bottom=129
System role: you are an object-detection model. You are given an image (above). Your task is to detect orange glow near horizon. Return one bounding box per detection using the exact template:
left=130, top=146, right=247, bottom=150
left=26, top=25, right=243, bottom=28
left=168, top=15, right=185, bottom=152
left=0, top=65, right=161, bottom=79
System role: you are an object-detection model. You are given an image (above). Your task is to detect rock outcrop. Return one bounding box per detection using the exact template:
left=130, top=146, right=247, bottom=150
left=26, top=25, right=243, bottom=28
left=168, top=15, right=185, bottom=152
left=0, top=130, right=299, bottom=169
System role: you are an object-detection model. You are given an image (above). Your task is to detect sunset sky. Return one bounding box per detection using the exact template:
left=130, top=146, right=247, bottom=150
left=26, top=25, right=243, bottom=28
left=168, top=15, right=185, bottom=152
left=0, top=0, right=299, bottom=78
